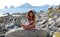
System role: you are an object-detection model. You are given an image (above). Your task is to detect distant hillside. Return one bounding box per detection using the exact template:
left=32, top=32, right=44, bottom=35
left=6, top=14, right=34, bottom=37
left=0, top=3, right=56, bottom=14
left=47, top=5, right=60, bottom=18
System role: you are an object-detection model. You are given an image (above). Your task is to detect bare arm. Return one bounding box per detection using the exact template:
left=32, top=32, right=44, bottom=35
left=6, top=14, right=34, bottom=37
left=34, top=17, right=36, bottom=25
left=28, top=17, right=36, bottom=27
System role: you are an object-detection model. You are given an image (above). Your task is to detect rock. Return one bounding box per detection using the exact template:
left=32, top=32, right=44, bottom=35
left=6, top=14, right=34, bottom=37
left=5, top=29, right=50, bottom=37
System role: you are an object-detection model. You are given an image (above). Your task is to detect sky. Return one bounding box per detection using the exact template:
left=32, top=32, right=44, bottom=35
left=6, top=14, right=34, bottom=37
left=0, top=0, right=60, bottom=9
left=0, top=0, right=60, bottom=17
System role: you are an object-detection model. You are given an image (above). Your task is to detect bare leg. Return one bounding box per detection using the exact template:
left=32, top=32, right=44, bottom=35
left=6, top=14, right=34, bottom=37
left=20, top=23, right=29, bottom=30
left=20, top=23, right=35, bottom=30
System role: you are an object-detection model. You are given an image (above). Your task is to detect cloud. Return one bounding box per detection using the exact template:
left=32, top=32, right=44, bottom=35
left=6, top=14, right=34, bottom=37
left=0, top=0, right=60, bottom=9
left=0, top=0, right=26, bottom=9
left=27, top=0, right=60, bottom=6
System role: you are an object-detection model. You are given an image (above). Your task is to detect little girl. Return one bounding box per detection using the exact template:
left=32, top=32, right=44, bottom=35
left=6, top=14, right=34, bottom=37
left=21, top=10, right=36, bottom=30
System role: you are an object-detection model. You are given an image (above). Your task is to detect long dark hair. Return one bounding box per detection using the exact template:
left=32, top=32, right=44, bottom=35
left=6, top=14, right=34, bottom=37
left=28, top=10, right=35, bottom=21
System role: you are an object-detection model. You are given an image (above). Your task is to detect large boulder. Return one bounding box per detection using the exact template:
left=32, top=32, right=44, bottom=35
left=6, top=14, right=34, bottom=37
left=5, top=29, right=50, bottom=37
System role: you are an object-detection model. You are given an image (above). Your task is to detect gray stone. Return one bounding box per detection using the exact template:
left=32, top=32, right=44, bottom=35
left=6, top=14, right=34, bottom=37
left=5, top=29, right=49, bottom=37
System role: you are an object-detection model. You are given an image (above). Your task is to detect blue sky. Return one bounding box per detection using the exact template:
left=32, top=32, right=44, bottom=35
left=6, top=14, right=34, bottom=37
left=0, top=0, right=60, bottom=16
left=0, top=0, right=60, bottom=9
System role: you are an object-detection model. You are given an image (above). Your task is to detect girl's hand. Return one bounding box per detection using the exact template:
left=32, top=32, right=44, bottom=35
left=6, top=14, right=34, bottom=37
left=28, top=25, right=33, bottom=28
left=29, top=26, right=32, bottom=28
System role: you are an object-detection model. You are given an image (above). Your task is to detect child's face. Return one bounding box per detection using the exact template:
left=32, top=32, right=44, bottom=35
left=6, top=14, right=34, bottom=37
left=29, top=12, right=33, bottom=17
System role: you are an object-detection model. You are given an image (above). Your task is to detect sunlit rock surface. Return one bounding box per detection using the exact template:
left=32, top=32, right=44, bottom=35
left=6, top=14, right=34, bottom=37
left=53, top=32, right=60, bottom=37
left=5, top=29, right=50, bottom=37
